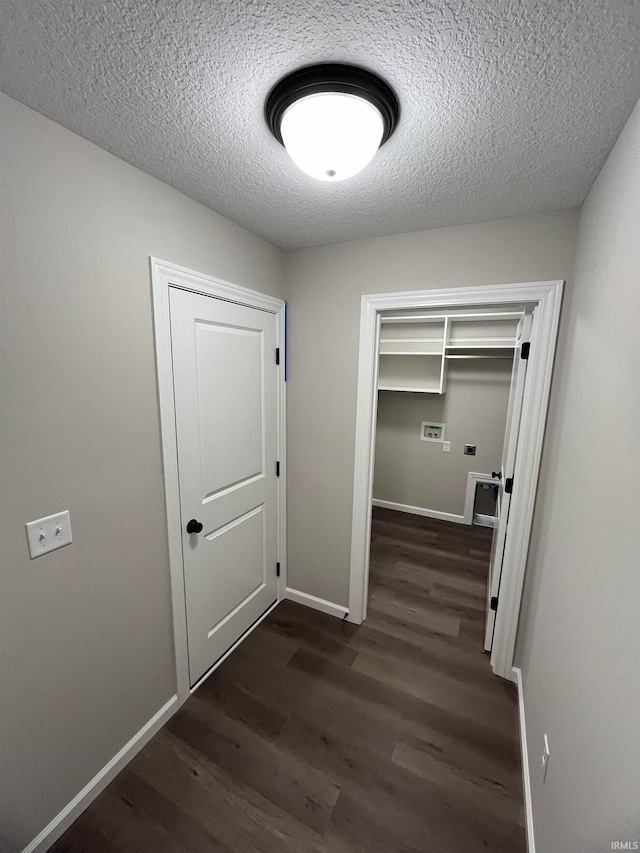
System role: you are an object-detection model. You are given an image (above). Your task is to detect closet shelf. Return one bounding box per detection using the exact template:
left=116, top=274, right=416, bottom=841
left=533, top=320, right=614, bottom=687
left=445, top=345, right=514, bottom=359
left=378, top=385, right=442, bottom=393
left=379, top=349, right=443, bottom=356
left=446, top=341, right=515, bottom=350
left=445, top=354, right=513, bottom=360
left=377, top=313, right=520, bottom=394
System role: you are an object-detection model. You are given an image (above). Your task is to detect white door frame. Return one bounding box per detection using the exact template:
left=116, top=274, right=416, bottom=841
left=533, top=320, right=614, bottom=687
left=348, top=280, right=563, bottom=681
left=150, top=258, right=287, bottom=702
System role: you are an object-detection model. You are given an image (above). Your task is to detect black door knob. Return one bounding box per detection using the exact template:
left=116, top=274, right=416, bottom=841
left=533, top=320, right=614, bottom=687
left=186, top=519, right=204, bottom=534
left=492, top=471, right=502, bottom=480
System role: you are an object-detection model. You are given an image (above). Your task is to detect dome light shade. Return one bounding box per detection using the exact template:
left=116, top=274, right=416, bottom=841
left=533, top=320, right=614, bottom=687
left=266, top=63, right=399, bottom=183
left=280, top=92, right=384, bottom=182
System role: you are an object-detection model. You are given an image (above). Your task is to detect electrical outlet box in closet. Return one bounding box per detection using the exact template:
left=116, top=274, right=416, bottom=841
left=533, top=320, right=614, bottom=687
left=421, top=422, right=445, bottom=442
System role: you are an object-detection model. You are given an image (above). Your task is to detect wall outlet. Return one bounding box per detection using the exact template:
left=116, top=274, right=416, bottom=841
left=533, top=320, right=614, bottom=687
left=442, top=441, right=451, bottom=452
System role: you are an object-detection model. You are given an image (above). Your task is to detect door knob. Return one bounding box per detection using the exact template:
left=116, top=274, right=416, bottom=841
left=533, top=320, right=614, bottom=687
left=492, top=471, right=502, bottom=480
left=186, top=519, right=204, bottom=534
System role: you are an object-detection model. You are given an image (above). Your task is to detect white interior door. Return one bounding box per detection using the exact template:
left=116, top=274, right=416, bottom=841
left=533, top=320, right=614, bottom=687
left=169, top=287, right=279, bottom=685
left=485, top=311, right=532, bottom=651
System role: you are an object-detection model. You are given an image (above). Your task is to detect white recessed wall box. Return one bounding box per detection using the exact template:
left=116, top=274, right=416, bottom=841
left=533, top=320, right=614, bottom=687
left=421, top=422, right=445, bottom=442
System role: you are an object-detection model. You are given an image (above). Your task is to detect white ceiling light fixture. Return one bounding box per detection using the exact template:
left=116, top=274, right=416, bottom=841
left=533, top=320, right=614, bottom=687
left=266, top=63, right=400, bottom=183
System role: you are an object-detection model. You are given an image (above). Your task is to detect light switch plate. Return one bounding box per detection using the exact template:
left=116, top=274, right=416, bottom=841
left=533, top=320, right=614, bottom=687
left=442, top=441, right=451, bottom=452
left=26, top=511, right=72, bottom=559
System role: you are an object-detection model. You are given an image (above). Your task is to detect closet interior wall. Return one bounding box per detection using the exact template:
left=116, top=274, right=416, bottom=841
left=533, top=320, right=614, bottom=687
left=374, top=312, right=517, bottom=519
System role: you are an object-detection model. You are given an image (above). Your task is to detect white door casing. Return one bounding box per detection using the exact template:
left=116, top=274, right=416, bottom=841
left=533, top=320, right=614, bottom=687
left=484, top=312, right=532, bottom=651
left=170, top=289, right=278, bottom=685
left=150, top=258, right=286, bottom=701
left=349, top=281, right=563, bottom=681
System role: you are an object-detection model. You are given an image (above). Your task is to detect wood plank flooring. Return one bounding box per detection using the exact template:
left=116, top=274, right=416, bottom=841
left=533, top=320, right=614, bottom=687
left=52, top=507, right=525, bottom=852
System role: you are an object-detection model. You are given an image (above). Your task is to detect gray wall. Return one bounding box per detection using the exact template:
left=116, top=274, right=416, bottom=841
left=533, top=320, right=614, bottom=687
left=514, top=102, right=640, bottom=849
left=374, top=359, right=512, bottom=516
left=0, top=94, right=284, bottom=852
left=283, top=209, right=578, bottom=606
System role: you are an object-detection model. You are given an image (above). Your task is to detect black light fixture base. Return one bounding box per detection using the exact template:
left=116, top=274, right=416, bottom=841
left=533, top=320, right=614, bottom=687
left=265, top=63, right=400, bottom=147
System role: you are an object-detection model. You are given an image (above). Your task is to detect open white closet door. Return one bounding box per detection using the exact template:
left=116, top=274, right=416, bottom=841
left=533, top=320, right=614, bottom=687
left=484, top=311, right=533, bottom=652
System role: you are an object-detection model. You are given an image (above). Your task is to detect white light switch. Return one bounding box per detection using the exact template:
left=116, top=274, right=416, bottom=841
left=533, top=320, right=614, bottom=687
left=26, top=511, right=73, bottom=559
left=442, top=441, right=451, bottom=452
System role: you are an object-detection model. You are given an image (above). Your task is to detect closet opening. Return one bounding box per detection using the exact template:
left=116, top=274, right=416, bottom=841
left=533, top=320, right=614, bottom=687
left=348, top=282, right=563, bottom=681
left=370, top=306, right=530, bottom=657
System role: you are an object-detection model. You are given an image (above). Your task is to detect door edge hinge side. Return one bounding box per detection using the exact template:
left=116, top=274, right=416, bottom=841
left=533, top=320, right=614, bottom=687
left=275, top=347, right=280, bottom=365
left=276, top=461, right=280, bottom=477
left=490, top=595, right=499, bottom=612
left=521, top=341, right=530, bottom=360
left=505, top=476, right=514, bottom=494
left=276, top=561, right=281, bottom=578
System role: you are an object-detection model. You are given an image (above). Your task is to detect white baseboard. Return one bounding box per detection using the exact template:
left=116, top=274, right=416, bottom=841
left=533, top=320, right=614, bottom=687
left=372, top=498, right=466, bottom=525
left=512, top=666, right=536, bottom=853
left=286, top=587, right=348, bottom=620
left=23, top=694, right=179, bottom=853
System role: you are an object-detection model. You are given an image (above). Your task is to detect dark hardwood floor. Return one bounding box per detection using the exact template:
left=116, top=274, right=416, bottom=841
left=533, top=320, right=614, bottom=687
left=52, top=507, right=525, bottom=852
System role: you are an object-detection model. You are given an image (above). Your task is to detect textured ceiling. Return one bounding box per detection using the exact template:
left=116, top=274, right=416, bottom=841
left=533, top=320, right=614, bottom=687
left=2, top=1, right=640, bottom=249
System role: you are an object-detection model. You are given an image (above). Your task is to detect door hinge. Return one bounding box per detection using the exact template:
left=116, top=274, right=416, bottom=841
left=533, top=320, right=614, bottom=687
left=490, top=595, right=499, bottom=612
left=505, top=476, right=514, bottom=494
left=521, top=341, right=530, bottom=360
left=275, top=347, right=280, bottom=365
left=276, top=461, right=280, bottom=477
left=276, top=561, right=281, bottom=578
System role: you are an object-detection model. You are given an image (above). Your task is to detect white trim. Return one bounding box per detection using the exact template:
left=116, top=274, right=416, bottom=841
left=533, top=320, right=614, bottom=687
left=464, top=471, right=501, bottom=524
left=150, top=258, right=287, bottom=700
left=286, top=587, right=348, bottom=620
left=513, top=666, right=536, bottom=853
left=349, top=281, right=563, bottom=683
left=22, top=695, right=179, bottom=853
left=151, top=257, right=284, bottom=313
left=490, top=286, right=561, bottom=679
left=372, top=499, right=465, bottom=525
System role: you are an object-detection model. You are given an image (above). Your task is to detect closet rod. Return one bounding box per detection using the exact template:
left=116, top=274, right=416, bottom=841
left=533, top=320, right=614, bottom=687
left=445, top=354, right=512, bottom=360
